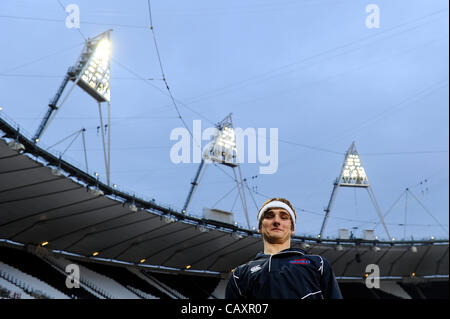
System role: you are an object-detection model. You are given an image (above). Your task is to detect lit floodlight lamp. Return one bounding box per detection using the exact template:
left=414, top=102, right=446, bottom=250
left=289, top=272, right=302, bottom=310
left=340, top=151, right=369, bottom=187
left=51, top=167, right=63, bottom=177
left=74, top=34, right=112, bottom=102
left=203, top=123, right=237, bottom=167
left=33, top=30, right=113, bottom=143
left=197, top=225, right=209, bottom=233
left=87, top=187, right=104, bottom=196
left=163, top=215, right=176, bottom=224
left=128, top=203, right=138, bottom=213
left=8, top=140, right=25, bottom=152
left=232, top=232, right=243, bottom=240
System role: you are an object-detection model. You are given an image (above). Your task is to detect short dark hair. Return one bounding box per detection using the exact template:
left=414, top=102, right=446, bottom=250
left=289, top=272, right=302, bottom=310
left=258, top=197, right=296, bottom=231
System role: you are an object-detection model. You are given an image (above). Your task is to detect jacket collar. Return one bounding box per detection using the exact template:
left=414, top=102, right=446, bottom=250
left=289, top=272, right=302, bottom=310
left=254, top=247, right=306, bottom=259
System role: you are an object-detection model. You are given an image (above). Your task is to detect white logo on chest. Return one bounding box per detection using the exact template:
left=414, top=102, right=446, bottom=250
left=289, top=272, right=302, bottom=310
left=250, top=265, right=262, bottom=273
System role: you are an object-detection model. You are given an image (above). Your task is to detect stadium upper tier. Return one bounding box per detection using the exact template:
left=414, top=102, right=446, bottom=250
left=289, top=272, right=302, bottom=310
left=0, top=115, right=448, bottom=279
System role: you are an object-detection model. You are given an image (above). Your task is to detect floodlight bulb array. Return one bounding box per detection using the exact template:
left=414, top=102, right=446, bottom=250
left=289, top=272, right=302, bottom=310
left=80, top=38, right=111, bottom=102
left=204, top=125, right=237, bottom=165
left=341, top=154, right=368, bottom=185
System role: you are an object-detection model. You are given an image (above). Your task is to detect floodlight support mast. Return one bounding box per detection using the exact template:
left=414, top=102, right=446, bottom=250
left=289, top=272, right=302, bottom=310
left=319, top=180, right=339, bottom=238
left=33, top=71, right=79, bottom=142
left=182, top=159, right=206, bottom=213
left=97, top=102, right=111, bottom=186
left=181, top=114, right=250, bottom=228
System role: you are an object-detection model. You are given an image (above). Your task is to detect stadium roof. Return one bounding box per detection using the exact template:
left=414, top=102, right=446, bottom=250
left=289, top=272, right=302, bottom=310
left=0, top=115, right=448, bottom=279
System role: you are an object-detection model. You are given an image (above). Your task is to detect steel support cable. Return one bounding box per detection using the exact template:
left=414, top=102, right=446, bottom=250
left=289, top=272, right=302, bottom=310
left=211, top=185, right=237, bottom=209
left=151, top=7, right=448, bottom=111
left=244, top=179, right=260, bottom=212
left=0, top=42, right=84, bottom=75
left=264, top=36, right=449, bottom=163
left=251, top=187, right=444, bottom=228
left=407, top=189, right=449, bottom=236
left=46, top=129, right=82, bottom=151
left=323, top=79, right=448, bottom=148
left=111, top=58, right=215, bottom=126
left=230, top=190, right=240, bottom=212
left=56, top=0, right=87, bottom=41
left=372, top=190, right=406, bottom=231
left=147, top=0, right=201, bottom=143
left=0, top=14, right=147, bottom=30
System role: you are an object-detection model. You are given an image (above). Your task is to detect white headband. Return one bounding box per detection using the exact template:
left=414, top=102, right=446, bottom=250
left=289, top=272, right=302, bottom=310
left=257, top=201, right=296, bottom=224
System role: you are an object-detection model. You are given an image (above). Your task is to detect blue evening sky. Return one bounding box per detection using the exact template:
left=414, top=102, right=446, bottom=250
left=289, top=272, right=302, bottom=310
left=0, top=0, right=448, bottom=240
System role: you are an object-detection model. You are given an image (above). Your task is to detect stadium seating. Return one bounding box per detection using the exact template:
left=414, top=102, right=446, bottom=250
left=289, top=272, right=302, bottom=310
left=0, top=261, right=68, bottom=299
left=0, top=243, right=447, bottom=299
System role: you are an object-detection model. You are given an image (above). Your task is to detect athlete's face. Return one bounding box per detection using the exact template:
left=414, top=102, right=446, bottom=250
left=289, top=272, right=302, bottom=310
left=259, top=208, right=295, bottom=244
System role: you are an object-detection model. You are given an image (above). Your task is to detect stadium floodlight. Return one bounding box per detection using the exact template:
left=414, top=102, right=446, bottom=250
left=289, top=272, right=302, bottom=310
left=182, top=113, right=250, bottom=229
left=34, top=30, right=113, bottom=142
left=340, top=150, right=369, bottom=187
left=8, top=140, right=25, bottom=152
left=320, top=141, right=391, bottom=241
left=33, top=30, right=113, bottom=186
left=197, top=225, right=209, bottom=233
left=203, top=120, right=237, bottom=167
left=75, top=34, right=111, bottom=102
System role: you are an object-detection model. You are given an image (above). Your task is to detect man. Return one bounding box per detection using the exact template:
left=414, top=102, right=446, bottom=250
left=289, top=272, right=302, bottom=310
left=225, top=197, right=342, bottom=299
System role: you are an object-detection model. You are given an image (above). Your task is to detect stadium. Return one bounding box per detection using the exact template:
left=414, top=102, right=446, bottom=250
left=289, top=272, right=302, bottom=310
left=0, top=1, right=448, bottom=300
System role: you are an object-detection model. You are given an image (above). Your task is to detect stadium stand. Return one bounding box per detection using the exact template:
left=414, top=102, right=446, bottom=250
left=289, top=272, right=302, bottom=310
left=0, top=276, right=34, bottom=299
left=72, top=259, right=164, bottom=299
left=41, top=254, right=140, bottom=299
left=0, top=245, right=95, bottom=299
left=0, top=261, right=68, bottom=299
left=399, top=281, right=449, bottom=299
left=144, top=270, right=220, bottom=299
left=0, top=243, right=448, bottom=299
left=338, top=282, right=401, bottom=299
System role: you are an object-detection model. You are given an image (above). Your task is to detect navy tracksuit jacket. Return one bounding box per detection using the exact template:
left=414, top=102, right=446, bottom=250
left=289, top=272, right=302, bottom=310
left=225, top=247, right=342, bottom=299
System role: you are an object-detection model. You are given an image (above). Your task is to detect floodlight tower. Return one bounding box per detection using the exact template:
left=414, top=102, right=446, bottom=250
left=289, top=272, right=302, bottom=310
left=182, top=114, right=250, bottom=228
left=33, top=30, right=112, bottom=185
left=319, top=142, right=391, bottom=240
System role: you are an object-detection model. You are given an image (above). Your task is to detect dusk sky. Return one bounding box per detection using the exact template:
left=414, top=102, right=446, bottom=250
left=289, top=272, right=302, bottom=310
left=0, top=0, right=448, bottom=241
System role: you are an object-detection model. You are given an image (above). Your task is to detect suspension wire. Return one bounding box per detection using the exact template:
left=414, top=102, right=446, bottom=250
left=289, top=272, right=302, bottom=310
left=406, top=189, right=449, bottom=236
left=244, top=179, right=260, bottom=212
left=230, top=190, right=240, bottom=213
left=0, top=42, right=84, bottom=75
left=404, top=190, right=408, bottom=240
left=55, top=0, right=87, bottom=41
left=46, top=129, right=83, bottom=150
left=212, top=185, right=237, bottom=209
left=61, top=129, right=82, bottom=157
left=146, top=0, right=195, bottom=138
left=81, top=128, right=89, bottom=173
